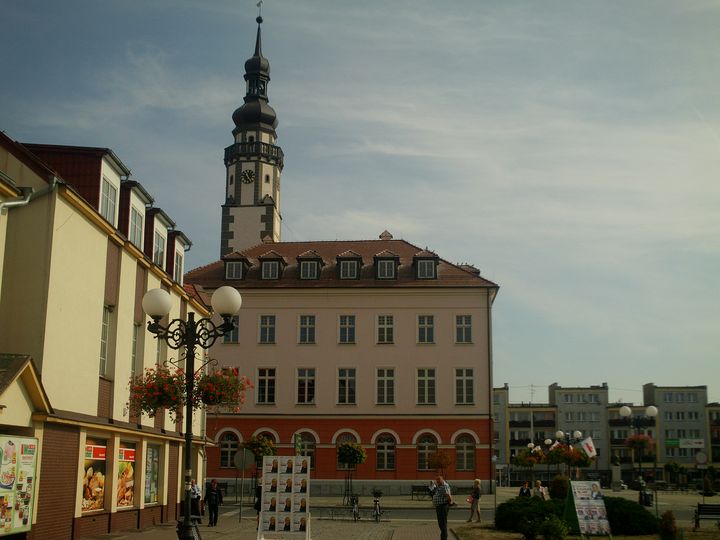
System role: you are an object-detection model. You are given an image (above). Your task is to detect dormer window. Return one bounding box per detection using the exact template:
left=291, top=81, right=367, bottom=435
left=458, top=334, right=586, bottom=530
left=340, top=260, right=358, bottom=279
left=100, top=177, right=117, bottom=225
left=129, top=207, right=143, bottom=248
left=262, top=261, right=279, bottom=280
left=300, top=261, right=318, bottom=280
left=153, top=231, right=166, bottom=268
left=377, top=260, right=396, bottom=279
left=226, top=261, right=244, bottom=280
left=417, top=260, right=436, bottom=279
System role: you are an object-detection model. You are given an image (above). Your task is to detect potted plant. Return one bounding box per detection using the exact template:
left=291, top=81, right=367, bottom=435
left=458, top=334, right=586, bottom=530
left=127, top=366, right=186, bottom=421
left=195, top=368, right=252, bottom=411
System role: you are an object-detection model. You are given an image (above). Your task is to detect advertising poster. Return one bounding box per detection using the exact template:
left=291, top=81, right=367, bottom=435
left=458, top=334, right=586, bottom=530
left=570, top=481, right=611, bottom=536
left=258, top=455, right=310, bottom=538
left=82, top=439, right=107, bottom=512
left=116, top=443, right=136, bottom=507
left=144, top=445, right=160, bottom=504
left=0, top=436, right=38, bottom=536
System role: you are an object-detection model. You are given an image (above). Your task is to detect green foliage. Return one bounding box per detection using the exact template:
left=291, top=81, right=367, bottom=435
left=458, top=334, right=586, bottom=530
left=495, top=496, right=564, bottom=537
left=242, top=435, right=276, bottom=464
left=337, top=441, right=367, bottom=466
left=513, top=448, right=541, bottom=468
left=537, top=514, right=569, bottom=540
left=548, top=475, right=570, bottom=500
left=625, top=433, right=653, bottom=452
left=659, top=510, right=678, bottom=540
left=428, top=449, right=452, bottom=475
left=603, top=496, right=659, bottom=535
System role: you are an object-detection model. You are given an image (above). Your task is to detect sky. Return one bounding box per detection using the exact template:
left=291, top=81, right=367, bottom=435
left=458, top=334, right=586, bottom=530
left=2, top=0, right=719, bottom=404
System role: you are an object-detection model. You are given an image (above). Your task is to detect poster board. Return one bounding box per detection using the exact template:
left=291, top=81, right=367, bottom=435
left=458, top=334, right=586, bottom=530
left=570, top=481, right=612, bottom=537
left=0, top=436, right=38, bottom=536
left=257, top=455, right=310, bottom=539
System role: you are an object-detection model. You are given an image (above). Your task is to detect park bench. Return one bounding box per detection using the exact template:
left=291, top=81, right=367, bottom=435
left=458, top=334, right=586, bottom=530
left=411, top=484, right=430, bottom=500
left=694, top=503, right=720, bottom=530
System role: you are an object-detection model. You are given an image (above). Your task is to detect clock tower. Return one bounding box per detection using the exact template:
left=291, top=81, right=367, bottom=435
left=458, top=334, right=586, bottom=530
left=221, top=14, right=284, bottom=256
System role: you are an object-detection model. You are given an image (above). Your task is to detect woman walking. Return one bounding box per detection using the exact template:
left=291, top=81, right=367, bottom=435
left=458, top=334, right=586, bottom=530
left=466, top=478, right=481, bottom=523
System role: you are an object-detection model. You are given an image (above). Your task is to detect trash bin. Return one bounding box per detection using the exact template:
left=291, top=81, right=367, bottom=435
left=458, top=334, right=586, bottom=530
left=638, top=491, right=653, bottom=506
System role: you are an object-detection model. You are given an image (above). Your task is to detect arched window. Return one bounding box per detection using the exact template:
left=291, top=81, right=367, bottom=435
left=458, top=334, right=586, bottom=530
left=417, top=434, right=437, bottom=471
left=376, top=434, right=396, bottom=471
left=256, top=431, right=276, bottom=444
left=335, top=432, right=357, bottom=470
left=297, top=432, right=316, bottom=470
left=455, top=435, right=475, bottom=471
left=219, top=432, right=239, bottom=468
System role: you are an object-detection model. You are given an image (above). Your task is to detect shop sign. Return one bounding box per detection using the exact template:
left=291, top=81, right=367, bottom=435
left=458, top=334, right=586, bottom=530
left=84, top=445, right=107, bottom=460
left=0, top=435, right=39, bottom=536
left=679, top=439, right=704, bottom=449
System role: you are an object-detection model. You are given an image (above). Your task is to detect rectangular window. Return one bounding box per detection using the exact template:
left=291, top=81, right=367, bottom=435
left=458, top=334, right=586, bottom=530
left=377, top=315, right=394, bottom=344
left=338, top=368, right=356, bottom=404
left=417, top=260, right=436, bottom=279
left=129, top=206, right=143, bottom=248
left=83, top=438, right=107, bottom=512
left=117, top=442, right=136, bottom=508
left=262, top=261, right=279, bottom=279
left=259, top=315, right=276, bottom=344
left=455, top=368, right=474, bottom=404
left=417, top=368, right=436, bottom=405
left=225, top=261, right=243, bottom=279
left=257, top=368, right=276, bottom=404
left=376, top=368, right=395, bottom=405
left=565, top=412, right=573, bottom=422
left=377, top=260, right=395, bottom=279
left=340, top=260, right=358, bottom=279
left=223, top=315, right=239, bottom=343
left=153, top=231, right=165, bottom=268
left=418, top=315, right=434, bottom=343
left=299, top=315, right=316, bottom=344
left=300, top=261, right=318, bottom=279
left=144, top=444, right=160, bottom=504
left=174, top=251, right=183, bottom=284
left=100, top=177, right=117, bottom=225
left=339, top=315, right=355, bottom=344
left=455, top=315, right=472, bottom=343
left=297, top=368, right=315, bottom=404
left=130, top=322, right=141, bottom=379
left=99, top=306, right=111, bottom=376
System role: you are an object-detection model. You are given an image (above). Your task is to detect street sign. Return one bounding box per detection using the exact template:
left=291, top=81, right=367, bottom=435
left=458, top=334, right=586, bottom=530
left=695, top=451, right=708, bottom=465
left=234, top=448, right=256, bottom=470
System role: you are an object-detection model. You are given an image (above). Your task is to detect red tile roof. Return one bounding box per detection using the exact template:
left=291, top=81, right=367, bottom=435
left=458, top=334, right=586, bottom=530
left=186, top=239, right=498, bottom=290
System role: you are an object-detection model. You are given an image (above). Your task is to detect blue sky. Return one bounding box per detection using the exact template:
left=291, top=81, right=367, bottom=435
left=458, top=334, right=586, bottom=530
left=2, top=0, right=719, bottom=404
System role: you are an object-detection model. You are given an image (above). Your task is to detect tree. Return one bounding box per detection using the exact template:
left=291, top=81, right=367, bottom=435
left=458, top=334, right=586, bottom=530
left=429, top=449, right=452, bottom=476
left=337, top=441, right=367, bottom=468
left=242, top=435, right=276, bottom=465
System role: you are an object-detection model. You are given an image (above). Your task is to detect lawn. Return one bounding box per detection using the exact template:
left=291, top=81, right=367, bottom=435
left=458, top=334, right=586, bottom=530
left=453, top=523, right=720, bottom=540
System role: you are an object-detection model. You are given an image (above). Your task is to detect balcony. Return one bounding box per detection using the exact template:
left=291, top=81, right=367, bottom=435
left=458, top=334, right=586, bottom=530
left=533, top=420, right=556, bottom=427
left=509, top=438, right=532, bottom=446
left=224, top=141, right=284, bottom=168
left=509, top=421, right=531, bottom=428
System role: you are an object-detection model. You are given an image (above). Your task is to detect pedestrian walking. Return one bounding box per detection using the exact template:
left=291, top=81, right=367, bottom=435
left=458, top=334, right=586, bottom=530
left=430, top=475, right=453, bottom=540
left=204, top=478, right=224, bottom=527
left=466, top=478, right=481, bottom=523
left=253, top=480, right=262, bottom=530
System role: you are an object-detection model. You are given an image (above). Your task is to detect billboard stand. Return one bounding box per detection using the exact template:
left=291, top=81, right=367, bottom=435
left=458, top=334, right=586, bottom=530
left=256, top=455, right=311, bottom=539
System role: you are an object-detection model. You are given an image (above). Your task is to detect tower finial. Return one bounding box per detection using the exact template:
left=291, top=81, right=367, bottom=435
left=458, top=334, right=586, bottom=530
left=256, top=0, right=263, bottom=22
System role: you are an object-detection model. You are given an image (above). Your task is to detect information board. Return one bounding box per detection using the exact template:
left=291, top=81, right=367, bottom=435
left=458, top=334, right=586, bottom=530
left=0, top=436, right=38, bottom=536
left=570, top=481, right=611, bottom=537
left=257, top=455, right=310, bottom=539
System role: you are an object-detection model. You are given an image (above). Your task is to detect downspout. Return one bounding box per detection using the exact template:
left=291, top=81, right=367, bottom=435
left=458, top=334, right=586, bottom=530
left=0, top=186, right=33, bottom=214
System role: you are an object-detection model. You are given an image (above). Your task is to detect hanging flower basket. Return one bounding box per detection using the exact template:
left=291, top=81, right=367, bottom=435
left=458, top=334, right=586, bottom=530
left=196, top=368, right=253, bottom=412
left=127, top=366, right=186, bottom=421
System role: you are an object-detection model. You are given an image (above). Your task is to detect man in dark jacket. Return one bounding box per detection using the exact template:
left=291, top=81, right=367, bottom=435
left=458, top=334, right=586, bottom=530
left=204, top=479, right=224, bottom=527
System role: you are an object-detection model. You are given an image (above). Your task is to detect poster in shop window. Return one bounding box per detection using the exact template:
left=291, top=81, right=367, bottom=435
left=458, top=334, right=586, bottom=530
left=82, top=439, right=107, bottom=512
left=116, top=443, right=136, bottom=507
left=258, top=455, right=310, bottom=539
left=0, top=435, right=38, bottom=536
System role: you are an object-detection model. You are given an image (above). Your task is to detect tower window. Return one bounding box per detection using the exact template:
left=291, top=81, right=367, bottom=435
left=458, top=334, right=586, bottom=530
left=265, top=174, right=270, bottom=184
left=248, top=136, right=255, bottom=143
left=229, top=175, right=234, bottom=185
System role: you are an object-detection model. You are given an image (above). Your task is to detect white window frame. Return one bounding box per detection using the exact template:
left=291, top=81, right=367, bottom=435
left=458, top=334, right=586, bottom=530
left=259, top=315, right=276, bottom=344
left=297, top=368, right=316, bottom=404
left=455, top=368, right=474, bottom=405
left=377, top=259, right=395, bottom=279
left=298, top=315, right=316, bottom=344
left=339, top=315, right=355, bottom=344
left=99, top=306, right=111, bottom=376
left=377, top=315, right=394, bottom=344
left=262, top=261, right=279, bottom=279
left=153, top=231, right=166, bottom=268
left=223, top=316, right=240, bottom=343
left=174, top=251, right=183, bottom=284
left=376, top=368, right=395, bottom=405
left=225, top=261, right=243, bottom=280
left=129, top=206, right=143, bottom=248
left=417, top=315, right=434, bottom=344
left=257, top=367, right=276, bottom=404
left=416, top=368, right=436, bottom=405
left=455, top=315, right=472, bottom=343
left=300, top=261, right=318, bottom=279
left=337, top=368, right=356, bottom=405
left=417, top=259, right=436, bottom=279
left=339, top=260, right=358, bottom=279
left=100, top=177, right=117, bottom=225
left=375, top=434, right=396, bottom=471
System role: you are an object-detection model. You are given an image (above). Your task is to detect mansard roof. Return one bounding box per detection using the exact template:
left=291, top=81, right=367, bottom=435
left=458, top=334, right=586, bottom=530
left=186, top=237, right=498, bottom=290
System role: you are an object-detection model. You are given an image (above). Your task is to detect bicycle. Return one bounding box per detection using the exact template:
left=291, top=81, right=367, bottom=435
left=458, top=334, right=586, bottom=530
left=372, top=489, right=383, bottom=522
left=350, top=495, right=360, bottom=522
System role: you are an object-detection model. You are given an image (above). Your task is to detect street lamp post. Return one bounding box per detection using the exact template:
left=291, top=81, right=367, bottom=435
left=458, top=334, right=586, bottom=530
left=527, top=438, right=553, bottom=483
left=619, top=405, right=658, bottom=509
left=555, top=430, right=584, bottom=478
left=142, top=286, right=243, bottom=540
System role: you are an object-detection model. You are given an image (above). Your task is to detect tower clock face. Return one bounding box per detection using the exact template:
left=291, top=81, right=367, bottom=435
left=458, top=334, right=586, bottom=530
left=241, top=170, right=255, bottom=184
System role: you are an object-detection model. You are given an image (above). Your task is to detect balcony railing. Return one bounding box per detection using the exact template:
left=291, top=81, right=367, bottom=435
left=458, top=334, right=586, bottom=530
left=533, top=420, right=556, bottom=427
left=509, top=438, right=532, bottom=446
left=224, top=142, right=284, bottom=167
left=509, top=421, right=531, bottom=428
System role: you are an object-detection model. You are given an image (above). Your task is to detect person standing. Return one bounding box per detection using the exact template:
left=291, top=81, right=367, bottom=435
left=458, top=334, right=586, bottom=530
left=204, top=479, right=224, bottom=527
left=466, top=478, right=481, bottom=523
left=190, top=479, right=202, bottom=524
left=533, top=480, right=547, bottom=499
left=518, top=480, right=531, bottom=497
left=430, top=475, right=453, bottom=540
left=253, top=480, right=262, bottom=530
